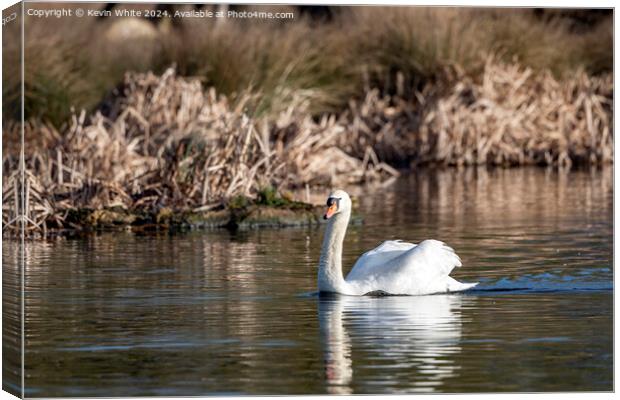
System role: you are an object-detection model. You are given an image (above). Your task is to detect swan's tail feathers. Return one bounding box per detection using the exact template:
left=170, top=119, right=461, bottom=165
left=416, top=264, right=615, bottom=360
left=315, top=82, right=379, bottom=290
left=439, top=241, right=462, bottom=267
left=446, top=277, right=478, bottom=292
left=459, top=282, right=479, bottom=291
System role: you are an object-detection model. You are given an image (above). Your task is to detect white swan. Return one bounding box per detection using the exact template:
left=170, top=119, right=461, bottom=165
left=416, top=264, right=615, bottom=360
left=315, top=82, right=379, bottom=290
left=318, top=190, right=478, bottom=295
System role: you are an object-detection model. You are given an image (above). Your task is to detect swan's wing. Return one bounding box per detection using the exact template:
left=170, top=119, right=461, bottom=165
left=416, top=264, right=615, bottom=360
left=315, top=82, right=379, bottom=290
left=348, top=239, right=464, bottom=295
left=346, top=240, right=416, bottom=282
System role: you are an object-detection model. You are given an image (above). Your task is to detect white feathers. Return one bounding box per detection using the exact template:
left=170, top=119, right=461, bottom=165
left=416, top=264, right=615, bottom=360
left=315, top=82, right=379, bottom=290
left=317, top=190, right=478, bottom=296
left=346, top=239, right=476, bottom=295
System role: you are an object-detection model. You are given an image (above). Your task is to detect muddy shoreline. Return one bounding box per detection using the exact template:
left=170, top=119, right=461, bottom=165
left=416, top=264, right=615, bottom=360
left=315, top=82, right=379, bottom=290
left=21, top=201, right=366, bottom=238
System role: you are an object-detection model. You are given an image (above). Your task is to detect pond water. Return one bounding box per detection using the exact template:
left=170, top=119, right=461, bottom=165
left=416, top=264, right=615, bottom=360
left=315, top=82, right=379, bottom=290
left=3, top=167, right=613, bottom=396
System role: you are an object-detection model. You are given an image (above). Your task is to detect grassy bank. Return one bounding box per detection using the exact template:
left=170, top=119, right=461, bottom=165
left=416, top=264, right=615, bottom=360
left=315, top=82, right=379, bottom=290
left=3, top=6, right=612, bottom=124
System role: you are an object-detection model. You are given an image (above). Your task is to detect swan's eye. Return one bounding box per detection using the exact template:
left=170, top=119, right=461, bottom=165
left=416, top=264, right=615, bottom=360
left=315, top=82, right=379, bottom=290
left=326, top=197, right=340, bottom=208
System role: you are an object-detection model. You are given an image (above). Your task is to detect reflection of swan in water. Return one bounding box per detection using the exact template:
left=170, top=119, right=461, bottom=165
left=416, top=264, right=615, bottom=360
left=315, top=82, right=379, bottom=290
left=318, top=190, right=478, bottom=295
left=318, top=295, right=353, bottom=394
left=318, top=294, right=470, bottom=393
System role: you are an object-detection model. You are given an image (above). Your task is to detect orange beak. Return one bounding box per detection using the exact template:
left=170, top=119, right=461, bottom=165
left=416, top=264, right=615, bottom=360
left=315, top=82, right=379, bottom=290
left=324, top=204, right=337, bottom=220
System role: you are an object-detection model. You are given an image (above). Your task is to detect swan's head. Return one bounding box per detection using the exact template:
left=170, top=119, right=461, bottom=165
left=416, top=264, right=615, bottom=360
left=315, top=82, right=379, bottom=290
left=324, top=190, right=351, bottom=220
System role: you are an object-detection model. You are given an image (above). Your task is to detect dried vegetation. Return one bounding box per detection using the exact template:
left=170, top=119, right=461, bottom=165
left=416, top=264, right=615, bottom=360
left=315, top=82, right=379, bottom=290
left=1, top=7, right=613, bottom=236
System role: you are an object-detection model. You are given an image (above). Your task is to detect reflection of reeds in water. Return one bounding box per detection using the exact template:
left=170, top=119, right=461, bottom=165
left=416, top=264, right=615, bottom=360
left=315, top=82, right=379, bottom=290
left=2, top=240, right=23, bottom=397
left=421, top=167, right=612, bottom=228
left=357, top=166, right=612, bottom=232
left=19, top=232, right=321, bottom=395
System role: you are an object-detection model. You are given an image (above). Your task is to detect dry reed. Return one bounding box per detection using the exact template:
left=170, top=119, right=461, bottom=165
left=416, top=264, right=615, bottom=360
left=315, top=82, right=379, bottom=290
left=4, top=68, right=395, bottom=234
left=338, top=58, right=613, bottom=167
left=2, top=58, right=613, bottom=235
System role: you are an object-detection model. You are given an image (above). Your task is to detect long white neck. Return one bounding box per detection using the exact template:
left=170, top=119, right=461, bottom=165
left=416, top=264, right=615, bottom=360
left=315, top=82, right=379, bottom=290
left=318, top=210, right=351, bottom=293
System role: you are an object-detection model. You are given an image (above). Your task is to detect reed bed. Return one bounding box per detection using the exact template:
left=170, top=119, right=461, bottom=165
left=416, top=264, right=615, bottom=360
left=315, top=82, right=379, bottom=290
left=339, top=58, right=613, bottom=167
left=2, top=57, right=613, bottom=236
left=3, top=68, right=396, bottom=234
left=421, top=60, right=613, bottom=166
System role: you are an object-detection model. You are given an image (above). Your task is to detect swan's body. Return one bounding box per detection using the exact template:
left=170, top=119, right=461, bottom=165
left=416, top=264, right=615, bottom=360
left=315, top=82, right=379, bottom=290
left=318, top=190, right=478, bottom=296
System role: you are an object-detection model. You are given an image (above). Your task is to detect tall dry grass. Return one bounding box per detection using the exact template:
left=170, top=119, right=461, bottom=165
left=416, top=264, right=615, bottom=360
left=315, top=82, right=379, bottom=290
left=5, top=68, right=395, bottom=234
left=3, top=6, right=612, bottom=126
left=421, top=60, right=613, bottom=166
left=348, top=8, right=612, bottom=94
left=338, top=58, right=613, bottom=167
left=161, top=14, right=358, bottom=117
